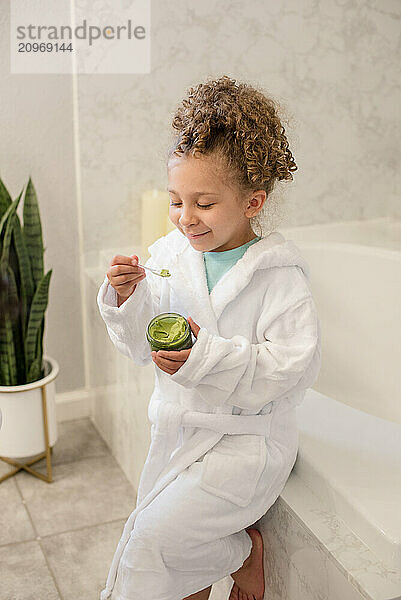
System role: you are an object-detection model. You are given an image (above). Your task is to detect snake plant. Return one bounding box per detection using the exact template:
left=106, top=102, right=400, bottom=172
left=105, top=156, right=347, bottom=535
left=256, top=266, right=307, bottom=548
left=0, top=176, right=52, bottom=386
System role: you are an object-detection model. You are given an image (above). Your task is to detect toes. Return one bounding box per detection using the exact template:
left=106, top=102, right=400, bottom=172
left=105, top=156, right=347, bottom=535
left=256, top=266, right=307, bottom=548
left=229, top=582, right=239, bottom=600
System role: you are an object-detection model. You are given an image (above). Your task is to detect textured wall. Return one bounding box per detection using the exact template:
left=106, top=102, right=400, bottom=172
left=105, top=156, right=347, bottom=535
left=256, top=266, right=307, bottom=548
left=1, top=0, right=399, bottom=400
left=0, top=2, right=85, bottom=393
left=79, top=0, right=401, bottom=268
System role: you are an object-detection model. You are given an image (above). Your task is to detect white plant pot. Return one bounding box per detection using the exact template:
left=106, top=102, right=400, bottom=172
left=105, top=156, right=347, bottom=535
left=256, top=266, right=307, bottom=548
left=0, top=355, right=59, bottom=459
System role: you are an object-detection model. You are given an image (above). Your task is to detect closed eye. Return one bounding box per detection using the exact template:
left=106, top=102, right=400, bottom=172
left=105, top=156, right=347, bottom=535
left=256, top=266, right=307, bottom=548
left=170, top=203, right=214, bottom=209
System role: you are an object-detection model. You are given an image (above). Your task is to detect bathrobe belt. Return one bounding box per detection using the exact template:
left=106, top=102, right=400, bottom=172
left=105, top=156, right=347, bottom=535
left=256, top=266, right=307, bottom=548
left=99, top=404, right=274, bottom=600
left=155, top=401, right=274, bottom=436
left=180, top=410, right=272, bottom=436
left=138, top=402, right=274, bottom=506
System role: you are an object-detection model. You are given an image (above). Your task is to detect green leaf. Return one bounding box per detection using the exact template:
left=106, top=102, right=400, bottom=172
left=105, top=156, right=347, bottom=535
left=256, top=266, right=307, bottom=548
left=0, top=193, right=21, bottom=239
left=0, top=177, right=12, bottom=222
left=0, top=268, right=18, bottom=386
left=11, top=211, right=34, bottom=337
left=23, top=178, right=44, bottom=288
left=27, top=356, right=41, bottom=383
left=25, top=269, right=52, bottom=371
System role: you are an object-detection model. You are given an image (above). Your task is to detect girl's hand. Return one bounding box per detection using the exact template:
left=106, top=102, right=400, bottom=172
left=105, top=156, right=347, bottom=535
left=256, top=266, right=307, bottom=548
left=151, top=317, right=200, bottom=374
left=107, top=254, right=145, bottom=300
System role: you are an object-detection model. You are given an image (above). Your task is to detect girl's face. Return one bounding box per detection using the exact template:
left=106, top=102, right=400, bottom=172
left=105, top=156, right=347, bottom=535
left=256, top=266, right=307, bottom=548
left=167, top=153, right=264, bottom=252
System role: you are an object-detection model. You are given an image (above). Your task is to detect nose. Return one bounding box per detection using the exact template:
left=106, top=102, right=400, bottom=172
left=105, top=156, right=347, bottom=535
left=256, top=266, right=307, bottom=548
left=178, top=205, right=198, bottom=228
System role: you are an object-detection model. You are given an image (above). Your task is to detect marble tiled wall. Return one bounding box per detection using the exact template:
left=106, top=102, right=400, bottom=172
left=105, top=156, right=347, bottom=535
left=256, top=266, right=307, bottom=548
left=254, top=498, right=368, bottom=600
left=207, top=490, right=395, bottom=600
left=79, top=0, right=401, bottom=269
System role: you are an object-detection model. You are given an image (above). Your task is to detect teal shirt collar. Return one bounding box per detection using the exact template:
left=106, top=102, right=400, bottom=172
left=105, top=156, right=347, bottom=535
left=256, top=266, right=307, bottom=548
left=203, top=236, right=261, bottom=261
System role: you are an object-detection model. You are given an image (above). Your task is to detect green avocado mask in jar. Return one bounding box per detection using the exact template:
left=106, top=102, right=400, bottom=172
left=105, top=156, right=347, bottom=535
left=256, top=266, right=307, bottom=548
left=146, top=312, right=193, bottom=352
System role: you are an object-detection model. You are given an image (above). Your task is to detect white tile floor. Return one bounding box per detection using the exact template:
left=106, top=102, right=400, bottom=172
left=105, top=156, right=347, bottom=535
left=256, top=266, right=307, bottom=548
left=0, top=418, right=138, bottom=600
left=0, top=417, right=232, bottom=600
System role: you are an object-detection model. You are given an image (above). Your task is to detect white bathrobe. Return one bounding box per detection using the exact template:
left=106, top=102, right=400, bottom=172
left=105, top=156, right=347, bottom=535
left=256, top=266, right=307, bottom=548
left=97, top=229, right=321, bottom=600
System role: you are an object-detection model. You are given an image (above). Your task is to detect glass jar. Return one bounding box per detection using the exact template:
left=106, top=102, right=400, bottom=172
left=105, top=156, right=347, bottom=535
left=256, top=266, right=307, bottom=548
left=146, top=312, right=193, bottom=352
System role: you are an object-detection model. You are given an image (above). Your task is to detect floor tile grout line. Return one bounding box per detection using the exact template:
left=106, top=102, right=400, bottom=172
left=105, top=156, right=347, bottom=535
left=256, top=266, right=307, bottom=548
left=1, top=421, right=134, bottom=598
left=13, top=477, right=65, bottom=600
left=0, top=515, right=130, bottom=548
left=3, top=450, right=133, bottom=479
left=19, top=452, right=112, bottom=469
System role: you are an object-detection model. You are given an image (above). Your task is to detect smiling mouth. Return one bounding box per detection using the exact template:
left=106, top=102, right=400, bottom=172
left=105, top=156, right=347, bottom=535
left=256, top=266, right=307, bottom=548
left=186, top=231, right=210, bottom=238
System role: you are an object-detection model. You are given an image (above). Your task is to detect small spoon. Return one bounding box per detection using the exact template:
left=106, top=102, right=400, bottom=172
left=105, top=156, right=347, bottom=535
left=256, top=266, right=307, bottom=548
left=137, top=263, right=171, bottom=278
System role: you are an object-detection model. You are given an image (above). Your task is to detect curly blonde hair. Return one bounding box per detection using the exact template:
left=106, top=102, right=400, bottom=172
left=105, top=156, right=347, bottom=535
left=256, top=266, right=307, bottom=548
left=167, top=75, right=298, bottom=237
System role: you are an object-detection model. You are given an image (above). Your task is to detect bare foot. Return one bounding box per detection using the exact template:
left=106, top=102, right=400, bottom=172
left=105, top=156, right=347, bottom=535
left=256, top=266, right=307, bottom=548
left=229, top=528, right=265, bottom=600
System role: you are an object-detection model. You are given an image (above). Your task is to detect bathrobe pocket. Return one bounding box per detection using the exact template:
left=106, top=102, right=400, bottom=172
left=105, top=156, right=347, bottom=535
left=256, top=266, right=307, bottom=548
left=199, top=434, right=268, bottom=507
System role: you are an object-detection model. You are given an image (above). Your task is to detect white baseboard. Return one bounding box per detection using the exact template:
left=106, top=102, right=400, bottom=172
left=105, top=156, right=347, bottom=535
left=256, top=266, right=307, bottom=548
left=55, top=388, right=93, bottom=422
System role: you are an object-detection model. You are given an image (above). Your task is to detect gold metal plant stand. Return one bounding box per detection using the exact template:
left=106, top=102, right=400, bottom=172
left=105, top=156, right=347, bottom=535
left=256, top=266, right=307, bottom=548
left=0, top=383, right=53, bottom=483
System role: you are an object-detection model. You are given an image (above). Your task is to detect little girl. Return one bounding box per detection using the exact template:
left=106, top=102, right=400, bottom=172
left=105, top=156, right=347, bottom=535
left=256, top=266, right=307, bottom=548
left=97, top=75, right=321, bottom=600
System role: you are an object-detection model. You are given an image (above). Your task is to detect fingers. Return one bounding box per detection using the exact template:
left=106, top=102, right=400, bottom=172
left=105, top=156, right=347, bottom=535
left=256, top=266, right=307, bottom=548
left=110, top=254, right=138, bottom=267
left=108, top=263, right=145, bottom=278
left=106, top=254, right=146, bottom=291
left=151, top=355, right=178, bottom=375
left=151, top=348, right=192, bottom=375
left=155, top=349, right=191, bottom=361
left=152, top=352, right=186, bottom=371
left=153, top=363, right=176, bottom=375
left=112, top=274, right=146, bottom=288
left=110, top=271, right=145, bottom=284
left=107, top=255, right=145, bottom=278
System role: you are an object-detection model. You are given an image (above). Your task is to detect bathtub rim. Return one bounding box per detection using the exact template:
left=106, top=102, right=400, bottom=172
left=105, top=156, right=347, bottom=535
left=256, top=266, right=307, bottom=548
left=280, top=471, right=401, bottom=600
left=280, top=387, right=401, bottom=600
left=282, top=239, right=401, bottom=260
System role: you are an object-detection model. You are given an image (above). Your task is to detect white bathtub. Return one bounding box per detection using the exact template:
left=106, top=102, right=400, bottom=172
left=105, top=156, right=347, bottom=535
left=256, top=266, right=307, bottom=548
left=89, top=218, right=401, bottom=598
left=279, top=217, right=401, bottom=573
